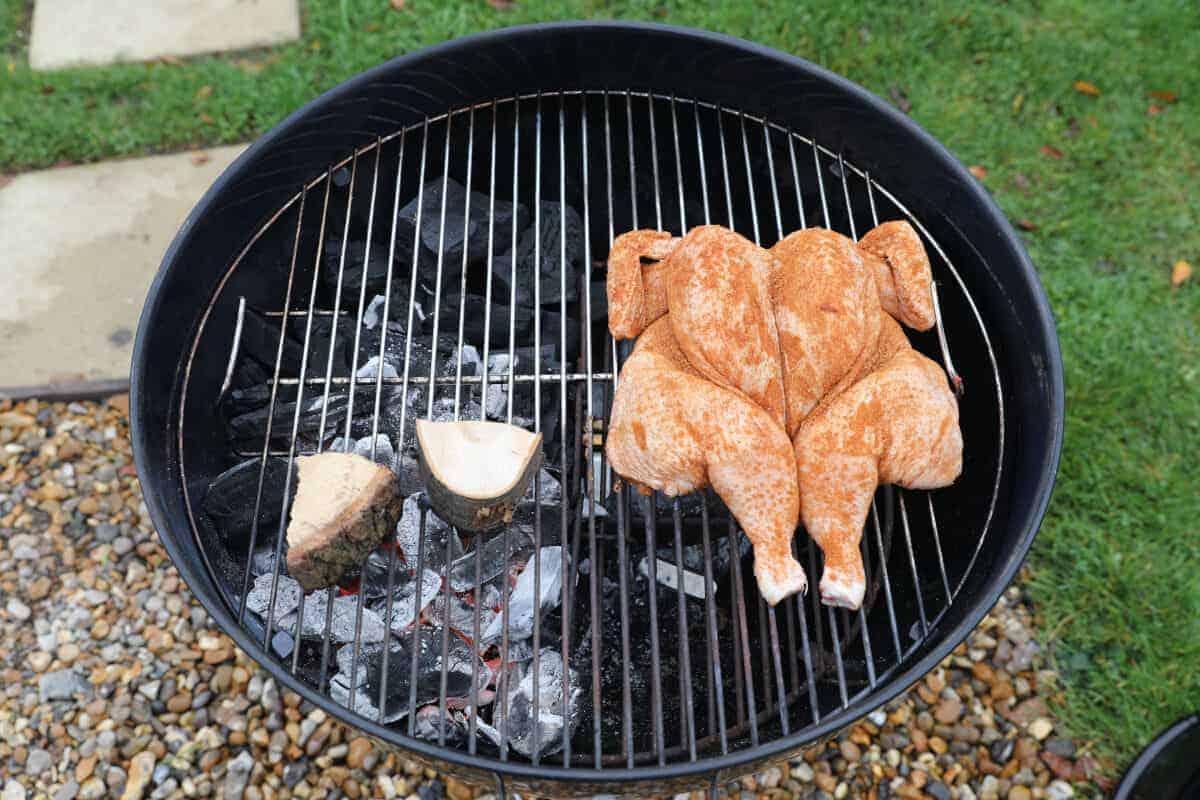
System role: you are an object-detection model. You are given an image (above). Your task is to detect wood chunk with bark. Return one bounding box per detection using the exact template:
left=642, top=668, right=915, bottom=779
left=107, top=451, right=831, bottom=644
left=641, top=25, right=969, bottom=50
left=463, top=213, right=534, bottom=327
left=417, top=420, right=542, bottom=531
left=285, top=452, right=401, bottom=591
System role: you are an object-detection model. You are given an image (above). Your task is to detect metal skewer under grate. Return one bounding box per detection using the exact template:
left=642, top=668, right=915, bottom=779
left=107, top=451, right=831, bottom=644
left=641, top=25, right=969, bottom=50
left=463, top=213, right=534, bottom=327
left=186, top=88, right=1005, bottom=785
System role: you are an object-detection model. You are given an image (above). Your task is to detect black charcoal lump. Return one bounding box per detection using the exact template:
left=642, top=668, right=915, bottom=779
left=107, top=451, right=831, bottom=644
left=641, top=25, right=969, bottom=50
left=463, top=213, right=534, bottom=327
left=490, top=201, right=583, bottom=307
left=202, top=458, right=291, bottom=547
left=321, top=236, right=406, bottom=297
left=398, top=178, right=529, bottom=272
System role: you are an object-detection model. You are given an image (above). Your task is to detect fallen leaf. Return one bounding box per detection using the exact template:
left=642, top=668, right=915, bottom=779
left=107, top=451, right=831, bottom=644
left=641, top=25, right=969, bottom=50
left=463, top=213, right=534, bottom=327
left=1073, top=80, right=1100, bottom=97
left=389, top=0, right=405, bottom=8
left=1172, top=260, right=1193, bottom=287
left=364, top=22, right=382, bottom=31
left=194, top=84, right=212, bottom=102
left=310, top=39, right=322, bottom=51
left=1074, top=755, right=1100, bottom=782
left=1148, top=89, right=1178, bottom=104
left=1040, top=750, right=1074, bottom=781
left=487, top=0, right=514, bottom=8
left=0, top=174, right=12, bottom=191
left=1148, top=104, right=1163, bottom=115
left=40, top=84, right=54, bottom=95
left=1012, top=92, right=1025, bottom=114
left=191, top=152, right=211, bottom=166
left=1017, top=219, right=1038, bottom=232
left=1039, top=145, right=1063, bottom=159
left=1013, top=173, right=1031, bottom=191
left=889, top=84, right=911, bottom=114
left=968, top=165, right=988, bottom=180
left=200, top=113, right=215, bottom=125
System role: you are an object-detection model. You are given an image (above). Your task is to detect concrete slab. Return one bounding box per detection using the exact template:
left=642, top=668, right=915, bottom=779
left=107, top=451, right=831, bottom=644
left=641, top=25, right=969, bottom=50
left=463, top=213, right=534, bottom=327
left=30, top=0, right=301, bottom=70
left=0, top=145, right=245, bottom=386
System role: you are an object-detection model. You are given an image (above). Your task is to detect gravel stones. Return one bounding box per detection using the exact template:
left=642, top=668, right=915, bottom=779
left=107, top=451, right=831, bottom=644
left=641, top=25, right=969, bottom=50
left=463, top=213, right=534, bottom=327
left=24, top=748, right=52, bottom=777
left=222, top=751, right=253, bottom=800
left=934, top=696, right=963, bottom=724
left=7, top=598, right=32, bottom=621
left=1029, top=717, right=1055, bottom=740
left=39, top=670, right=90, bottom=702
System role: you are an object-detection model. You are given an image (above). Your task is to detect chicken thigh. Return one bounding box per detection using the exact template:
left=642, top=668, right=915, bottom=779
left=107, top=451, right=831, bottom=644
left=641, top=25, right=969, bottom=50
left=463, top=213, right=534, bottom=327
left=794, top=335, right=962, bottom=609
left=605, top=318, right=807, bottom=605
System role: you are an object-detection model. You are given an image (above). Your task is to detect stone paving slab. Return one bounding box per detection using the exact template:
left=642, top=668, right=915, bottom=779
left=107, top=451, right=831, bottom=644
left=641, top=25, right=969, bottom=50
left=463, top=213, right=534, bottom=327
left=30, top=0, right=301, bottom=70
left=0, top=145, right=245, bottom=387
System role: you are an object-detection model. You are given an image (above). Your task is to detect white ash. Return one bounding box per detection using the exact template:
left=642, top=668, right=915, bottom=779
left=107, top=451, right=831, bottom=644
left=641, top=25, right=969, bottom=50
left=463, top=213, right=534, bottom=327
left=395, top=494, right=462, bottom=567
left=475, top=648, right=581, bottom=759
left=363, top=295, right=387, bottom=329
left=480, top=352, right=515, bottom=421
left=428, top=395, right=483, bottom=424
left=578, top=496, right=608, bottom=518
left=499, top=638, right=536, bottom=664
left=458, top=344, right=481, bottom=376
left=250, top=547, right=284, bottom=577
left=523, top=468, right=561, bottom=506
left=276, top=590, right=387, bottom=644
left=244, top=573, right=302, bottom=622
left=478, top=582, right=503, bottom=613
left=379, top=569, right=442, bottom=635
left=638, top=557, right=710, bottom=601
left=480, top=546, right=568, bottom=644
left=355, top=355, right=399, bottom=381
left=428, top=592, right=498, bottom=640
left=329, top=433, right=395, bottom=471
left=447, top=527, right=535, bottom=592
left=411, top=705, right=466, bottom=742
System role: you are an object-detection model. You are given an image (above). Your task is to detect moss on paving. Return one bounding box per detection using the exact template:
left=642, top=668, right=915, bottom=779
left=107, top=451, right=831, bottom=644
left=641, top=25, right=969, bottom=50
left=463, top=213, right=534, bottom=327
left=3, top=0, right=1198, bottom=774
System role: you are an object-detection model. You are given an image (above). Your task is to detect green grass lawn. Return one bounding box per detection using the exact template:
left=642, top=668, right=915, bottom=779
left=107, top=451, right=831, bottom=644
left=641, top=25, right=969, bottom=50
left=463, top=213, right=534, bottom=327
left=3, top=0, right=1198, bottom=775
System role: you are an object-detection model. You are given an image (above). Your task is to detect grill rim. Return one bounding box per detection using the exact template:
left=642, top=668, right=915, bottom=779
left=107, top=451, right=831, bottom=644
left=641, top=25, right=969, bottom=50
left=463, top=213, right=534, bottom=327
left=130, top=20, right=1065, bottom=787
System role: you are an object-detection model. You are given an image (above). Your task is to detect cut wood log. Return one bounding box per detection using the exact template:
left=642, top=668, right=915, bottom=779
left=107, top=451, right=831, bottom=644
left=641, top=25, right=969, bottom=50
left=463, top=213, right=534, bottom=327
left=285, top=452, right=401, bottom=591
left=416, top=419, right=543, bottom=531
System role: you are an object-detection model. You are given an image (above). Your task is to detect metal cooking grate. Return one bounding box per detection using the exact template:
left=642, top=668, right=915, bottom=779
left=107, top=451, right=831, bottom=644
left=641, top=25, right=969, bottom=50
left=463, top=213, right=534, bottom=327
left=184, top=89, right=1003, bottom=772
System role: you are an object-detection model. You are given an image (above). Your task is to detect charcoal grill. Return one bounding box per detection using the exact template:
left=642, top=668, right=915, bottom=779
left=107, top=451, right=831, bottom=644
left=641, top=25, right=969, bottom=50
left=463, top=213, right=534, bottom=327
left=131, top=22, right=1063, bottom=798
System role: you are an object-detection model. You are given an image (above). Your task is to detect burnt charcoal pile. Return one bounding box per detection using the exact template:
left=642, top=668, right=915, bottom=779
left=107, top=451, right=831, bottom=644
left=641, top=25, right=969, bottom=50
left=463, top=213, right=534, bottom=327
left=199, top=175, right=800, bottom=762
left=228, top=468, right=583, bottom=755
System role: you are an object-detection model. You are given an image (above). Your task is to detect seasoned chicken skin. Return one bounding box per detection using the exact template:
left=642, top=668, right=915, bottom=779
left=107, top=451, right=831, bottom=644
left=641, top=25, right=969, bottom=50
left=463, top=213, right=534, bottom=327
left=605, top=318, right=807, bottom=605
left=606, top=220, right=961, bottom=610
left=608, top=226, right=788, bottom=430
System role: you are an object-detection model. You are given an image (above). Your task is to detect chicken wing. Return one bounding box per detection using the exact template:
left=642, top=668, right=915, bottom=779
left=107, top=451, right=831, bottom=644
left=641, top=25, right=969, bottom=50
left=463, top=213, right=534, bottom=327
left=606, top=318, right=807, bottom=605
left=858, top=220, right=936, bottom=330
left=606, top=229, right=678, bottom=339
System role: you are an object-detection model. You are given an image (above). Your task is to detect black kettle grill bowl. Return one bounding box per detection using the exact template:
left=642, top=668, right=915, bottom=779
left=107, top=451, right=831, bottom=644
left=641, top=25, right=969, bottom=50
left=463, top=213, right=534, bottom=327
left=131, top=22, right=1063, bottom=797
